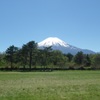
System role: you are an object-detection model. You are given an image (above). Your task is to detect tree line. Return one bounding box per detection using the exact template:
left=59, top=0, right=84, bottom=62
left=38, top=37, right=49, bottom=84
left=0, top=40, right=100, bottom=71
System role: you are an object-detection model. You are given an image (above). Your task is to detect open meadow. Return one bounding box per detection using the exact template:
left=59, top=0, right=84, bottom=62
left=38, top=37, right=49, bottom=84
left=0, top=71, right=100, bottom=100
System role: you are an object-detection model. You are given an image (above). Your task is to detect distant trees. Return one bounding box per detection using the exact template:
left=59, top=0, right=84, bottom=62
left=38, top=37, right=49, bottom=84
left=74, top=51, right=84, bottom=65
left=91, top=54, right=100, bottom=69
left=0, top=40, right=100, bottom=71
left=73, top=51, right=91, bottom=68
left=51, top=50, right=68, bottom=67
left=4, top=41, right=38, bottom=70
left=0, top=53, right=6, bottom=67
left=66, top=53, right=73, bottom=62
left=83, top=54, right=91, bottom=67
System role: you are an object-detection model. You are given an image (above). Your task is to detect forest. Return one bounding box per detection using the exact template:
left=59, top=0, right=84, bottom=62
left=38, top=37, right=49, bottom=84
left=0, top=40, right=100, bottom=71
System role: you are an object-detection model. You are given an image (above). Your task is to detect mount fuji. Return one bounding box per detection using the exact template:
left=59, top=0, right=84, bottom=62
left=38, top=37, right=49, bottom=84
left=38, top=37, right=95, bottom=55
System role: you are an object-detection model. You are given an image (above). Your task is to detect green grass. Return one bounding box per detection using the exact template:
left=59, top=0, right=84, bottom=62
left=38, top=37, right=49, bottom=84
left=0, top=71, right=100, bottom=100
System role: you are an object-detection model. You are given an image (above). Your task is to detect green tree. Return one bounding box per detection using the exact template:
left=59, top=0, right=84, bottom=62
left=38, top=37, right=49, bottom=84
left=27, top=41, right=37, bottom=69
left=74, top=51, right=84, bottom=65
left=43, top=46, right=52, bottom=66
left=51, top=50, right=68, bottom=68
left=38, top=46, right=52, bottom=68
left=91, top=54, right=100, bottom=69
left=5, top=45, right=18, bottom=69
left=66, top=53, right=73, bottom=62
left=0, top=53, right=6, bottom=67
left=83, top=54, right=91, bottom=67
left=37, top=49, right=46, bottom=67
left=18, top=44, right=28, bottom=69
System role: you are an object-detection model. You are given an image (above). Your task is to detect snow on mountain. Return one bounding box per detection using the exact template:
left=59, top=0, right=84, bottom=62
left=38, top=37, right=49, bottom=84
left=38, top=37, right=70, bottom=47
left=38, top=37, right=95, bottom=55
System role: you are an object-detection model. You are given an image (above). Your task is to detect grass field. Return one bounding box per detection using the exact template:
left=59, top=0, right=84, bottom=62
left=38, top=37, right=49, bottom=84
left=0, top=71, right=100, bottom=100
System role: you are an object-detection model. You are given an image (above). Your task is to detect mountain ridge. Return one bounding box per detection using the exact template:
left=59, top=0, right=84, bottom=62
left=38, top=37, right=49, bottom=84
left=38, top=37, right=95, bottom=55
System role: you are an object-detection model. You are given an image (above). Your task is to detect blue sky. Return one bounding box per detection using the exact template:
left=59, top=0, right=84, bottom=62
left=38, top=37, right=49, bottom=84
left=0, top=0, right=100, bottom=52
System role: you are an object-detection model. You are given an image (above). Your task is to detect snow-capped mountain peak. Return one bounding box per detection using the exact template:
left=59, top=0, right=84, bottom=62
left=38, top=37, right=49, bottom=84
left=38, top=37, right=69, bottom=47
left=38, top=37, right=95, bottom=54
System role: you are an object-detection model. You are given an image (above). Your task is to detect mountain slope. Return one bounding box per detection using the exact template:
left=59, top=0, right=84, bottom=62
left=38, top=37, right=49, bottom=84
left=38, top=37, right=95, bottom=55
left=38, top=37, right=69, bottom=47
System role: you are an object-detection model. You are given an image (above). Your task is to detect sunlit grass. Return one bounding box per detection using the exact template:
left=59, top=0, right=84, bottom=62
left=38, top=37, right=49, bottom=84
left=0, top=71, right=100, bottom=100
